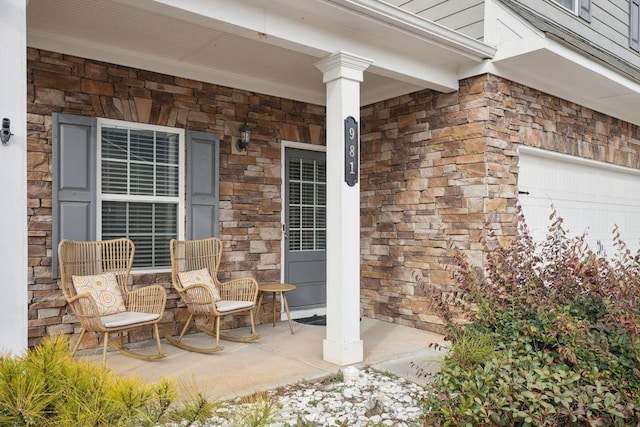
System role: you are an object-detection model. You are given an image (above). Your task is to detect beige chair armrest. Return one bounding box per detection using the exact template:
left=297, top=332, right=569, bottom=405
left=182, top=284, right=217, bottom=315
left=67, top=293, right=104, bottom=331
left=218, top=278, right=258, bottom=302
left=127, top=285, right=167, bottom=315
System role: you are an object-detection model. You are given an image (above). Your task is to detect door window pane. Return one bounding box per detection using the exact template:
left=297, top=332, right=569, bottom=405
left=287, top=157, right=326, bottom=252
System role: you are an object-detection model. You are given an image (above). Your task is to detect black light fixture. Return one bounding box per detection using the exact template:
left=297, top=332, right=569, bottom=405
left=1, top=118, right=12, bottom=145
left=236, top=120, right=251, bottom=152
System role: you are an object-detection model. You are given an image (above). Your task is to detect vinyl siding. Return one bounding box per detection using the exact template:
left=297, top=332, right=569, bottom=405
left=391, top=0, right=627, bottom=47
left=386, top=0, right=639, bottom=70
left=389, top=0, right=485, bottom=40
left=514, top=0, right=639, bottom=68
left=591, top=1, right=630, bottom=50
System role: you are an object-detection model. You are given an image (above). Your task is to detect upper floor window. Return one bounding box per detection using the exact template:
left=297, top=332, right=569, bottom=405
left=551, top=0, right=591, bottom=22
left=98, top=119, right=185, bottom=270
left=553, top=0, right=575, bottom=11
left=632, top=0, right=640, bottom=52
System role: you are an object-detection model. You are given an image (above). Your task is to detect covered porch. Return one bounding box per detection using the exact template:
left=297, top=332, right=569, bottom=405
left=81, top=317, right=446, bottom=400
left=13, top=0, right=492, bottom=364
left=1, top=0, right=494, bottom=359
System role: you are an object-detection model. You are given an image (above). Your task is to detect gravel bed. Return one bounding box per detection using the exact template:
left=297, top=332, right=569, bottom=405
left=205, top=366, right=427, bottom=426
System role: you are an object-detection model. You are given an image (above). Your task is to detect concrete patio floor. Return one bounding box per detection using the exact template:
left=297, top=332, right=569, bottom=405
left=80, top=317, right=447, bottom=400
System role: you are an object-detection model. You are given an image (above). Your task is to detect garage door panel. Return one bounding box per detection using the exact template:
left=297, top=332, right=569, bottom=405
left=518, top=147, right=640, bottom=256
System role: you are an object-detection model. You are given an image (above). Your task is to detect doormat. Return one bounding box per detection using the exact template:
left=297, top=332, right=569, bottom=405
left=294, top=314, right=326, bottom=326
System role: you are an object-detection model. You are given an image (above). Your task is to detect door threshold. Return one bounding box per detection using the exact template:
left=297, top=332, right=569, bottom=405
left=288, top=307, right=326, bottom=320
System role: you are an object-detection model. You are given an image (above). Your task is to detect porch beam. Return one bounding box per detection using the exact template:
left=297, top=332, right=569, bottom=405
left=118, top=0, right=486, bottom=92
left=315, top=51, right=372, bottom=366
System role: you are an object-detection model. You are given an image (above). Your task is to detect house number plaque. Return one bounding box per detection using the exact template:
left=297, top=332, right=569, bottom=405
left=344, top=116, right=358, bottom=187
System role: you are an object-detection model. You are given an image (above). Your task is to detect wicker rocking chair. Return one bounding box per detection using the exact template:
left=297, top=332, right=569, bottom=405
left=167, top=237, right=260, bottom=353
left=58, top=238, right=166, bottom=364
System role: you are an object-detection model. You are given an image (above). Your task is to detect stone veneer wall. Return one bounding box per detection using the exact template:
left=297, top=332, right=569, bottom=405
left=27, top=49, right=640, bottom=346
left=360, top=73, right=640, bottom=333
left=27, top=48, right=325, bottom=348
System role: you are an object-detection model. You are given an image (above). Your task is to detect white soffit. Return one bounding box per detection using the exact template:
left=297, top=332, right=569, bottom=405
left=27, top=0, right=494, bottom=106
left=466, top=0, right=640, bottom=127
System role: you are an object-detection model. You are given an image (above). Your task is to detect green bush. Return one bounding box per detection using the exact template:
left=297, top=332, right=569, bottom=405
left=0, top=335, right=215, bottom=426
left=422, top=211, right=640, bottom=426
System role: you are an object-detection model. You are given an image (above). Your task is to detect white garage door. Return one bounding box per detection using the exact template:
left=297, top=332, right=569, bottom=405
left=518, top=146, right=640, bottom=256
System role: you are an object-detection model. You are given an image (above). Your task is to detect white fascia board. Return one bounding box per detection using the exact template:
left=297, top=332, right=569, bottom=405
left=28, top=31, right=326, bottom=105
left=147, top=0, right=494, bottom=59
left=326, top=0, right=496, bottom=60
left=141, top=0, right=493, bottom=91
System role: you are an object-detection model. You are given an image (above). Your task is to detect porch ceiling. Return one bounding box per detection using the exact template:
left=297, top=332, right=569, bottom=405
left=26, top=0, right=494, bottom=107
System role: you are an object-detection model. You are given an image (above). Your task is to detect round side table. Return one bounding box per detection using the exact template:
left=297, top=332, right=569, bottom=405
left=255, top=282, right=297, bottom=334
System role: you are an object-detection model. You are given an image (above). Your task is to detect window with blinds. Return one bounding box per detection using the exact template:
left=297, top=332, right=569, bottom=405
left=99, top=120, right=184, bottom=269
left=288, top=157, right=326, bottom=252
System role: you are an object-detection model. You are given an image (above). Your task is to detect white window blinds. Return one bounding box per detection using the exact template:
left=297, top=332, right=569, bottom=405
left=288, top=157, right=326, bottom=252
left=99, top=122, right=182, bottom=269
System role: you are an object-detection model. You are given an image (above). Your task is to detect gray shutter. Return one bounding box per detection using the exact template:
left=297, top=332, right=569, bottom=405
left=186, top=131, right=219, bottom=239
left=578, top=0, right=591, bottom=22
left=632, top=0, right=640, bottom=52
left=52, top=114, right=97, bottom=277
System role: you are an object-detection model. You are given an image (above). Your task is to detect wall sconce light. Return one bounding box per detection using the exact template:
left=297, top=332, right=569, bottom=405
left=1, top=118, right=12, bottom=145
left=236, top=120, right=251, bottom=152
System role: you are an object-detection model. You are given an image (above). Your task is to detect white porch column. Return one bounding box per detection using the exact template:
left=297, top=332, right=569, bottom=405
left=0, top=0, right=28, bottom=354
left=315, top=51, right=372, bottom=366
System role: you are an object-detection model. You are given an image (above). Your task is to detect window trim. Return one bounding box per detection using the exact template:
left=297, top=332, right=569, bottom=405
left=632, top=0, right=640, bottom=52
left=52, top=114, right=218, bottom=279
left=549, top=0, right=591, bottom=22
left=96, top=118, right=186, bottom=272
left=550, top=0, right=577, bottom=14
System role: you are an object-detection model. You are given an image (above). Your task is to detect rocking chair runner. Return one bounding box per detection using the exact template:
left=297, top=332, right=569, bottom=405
left=57, top=238, right=166, bottom=364
left=167, top=237, right=260, bottom=353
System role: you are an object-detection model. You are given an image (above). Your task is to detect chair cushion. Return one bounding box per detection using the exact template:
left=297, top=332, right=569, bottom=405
left=178, top=268, right=221, bottom=301
left=72, top=272, right=126, bottom=316
left=216, top=300, right=254, bottom=312
left=101, top=311, right=160, bottom=328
